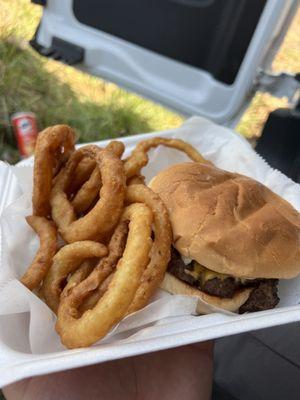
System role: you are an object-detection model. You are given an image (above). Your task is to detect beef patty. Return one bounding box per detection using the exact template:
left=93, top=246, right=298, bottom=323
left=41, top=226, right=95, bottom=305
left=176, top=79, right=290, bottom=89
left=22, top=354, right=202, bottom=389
left=239, top=280, right=279, bottom=313
left=167, top=247, right=279, bottom=313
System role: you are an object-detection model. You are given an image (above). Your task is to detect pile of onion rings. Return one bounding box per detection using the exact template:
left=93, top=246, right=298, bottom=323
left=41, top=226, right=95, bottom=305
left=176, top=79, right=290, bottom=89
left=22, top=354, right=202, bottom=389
left=20, top=125, right=206, bottom=348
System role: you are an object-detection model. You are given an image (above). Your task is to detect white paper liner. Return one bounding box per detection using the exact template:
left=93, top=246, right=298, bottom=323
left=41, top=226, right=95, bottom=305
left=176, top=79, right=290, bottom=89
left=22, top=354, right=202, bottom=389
left=0, top=116, right=299, bottom=386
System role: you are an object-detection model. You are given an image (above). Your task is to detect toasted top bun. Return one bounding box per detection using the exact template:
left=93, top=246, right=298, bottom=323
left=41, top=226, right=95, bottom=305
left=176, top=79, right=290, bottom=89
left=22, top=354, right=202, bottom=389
left=150, top=162, right=300, bottom=279
left=160, top=272, right=252, bottom=313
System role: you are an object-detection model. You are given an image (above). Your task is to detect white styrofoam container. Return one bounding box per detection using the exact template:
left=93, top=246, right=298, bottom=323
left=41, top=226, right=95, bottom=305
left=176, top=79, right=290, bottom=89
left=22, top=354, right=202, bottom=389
left=0, top=117, right=299, bottom=388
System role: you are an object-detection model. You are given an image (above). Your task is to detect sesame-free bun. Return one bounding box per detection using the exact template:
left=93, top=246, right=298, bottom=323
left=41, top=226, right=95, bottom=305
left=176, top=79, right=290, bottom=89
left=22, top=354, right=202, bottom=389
left=150, top=162, right=300, bottom=279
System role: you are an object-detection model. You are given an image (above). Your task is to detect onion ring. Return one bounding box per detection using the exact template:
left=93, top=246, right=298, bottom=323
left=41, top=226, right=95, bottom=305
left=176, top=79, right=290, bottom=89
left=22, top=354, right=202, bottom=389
left=71, top=141, right=125, bottom=215
left=124, top=137, right=207, bottom=178
left=68, top=158, right=96, bottom=196
left=78, top=273, right=114, bottom=315
left=42, top=241, right=107, bottom=313
left=63, top=259, right=96, bottom=295
left=125, top=184, right=172, bottom=313
left=67, top=184, right=172, bottom=315
left=56, top=203, right=153, bottom=348
left=62, top=220, right=129, bottom=313
left=105, top=140, right=125, bottom=158
left=127, top=174, right=146, bottom=186
left=71, top=167, right=101, bottom=214
left=78, top=272, right=115, bottom=315
left=50, top=145, right=126, bottom=242
left=20, top=216, right=57, bottom=290
left=33, top=125, right=75, bottom=216
left=71, top=184, right=172, bottom=315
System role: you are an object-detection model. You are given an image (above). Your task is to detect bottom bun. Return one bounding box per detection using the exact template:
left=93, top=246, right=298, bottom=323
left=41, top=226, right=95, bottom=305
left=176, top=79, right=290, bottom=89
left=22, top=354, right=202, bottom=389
left=160, top=272, right=252, bottom=314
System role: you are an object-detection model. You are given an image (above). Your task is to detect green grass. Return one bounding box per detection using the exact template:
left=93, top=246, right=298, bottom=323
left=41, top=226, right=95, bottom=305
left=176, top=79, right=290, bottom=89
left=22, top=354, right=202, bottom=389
left=237, top=9, right=300, bottom=138
left=0, top=39, right=179, bottom=138
left=1, top=0, right=300, bottom=163
left=0, top=0, right=182, bottom=162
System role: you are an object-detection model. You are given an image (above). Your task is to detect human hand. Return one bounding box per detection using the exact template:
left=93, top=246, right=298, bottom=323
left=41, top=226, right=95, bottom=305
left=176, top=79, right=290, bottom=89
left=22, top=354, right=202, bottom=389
left=3, top=342, right=213, bottom=400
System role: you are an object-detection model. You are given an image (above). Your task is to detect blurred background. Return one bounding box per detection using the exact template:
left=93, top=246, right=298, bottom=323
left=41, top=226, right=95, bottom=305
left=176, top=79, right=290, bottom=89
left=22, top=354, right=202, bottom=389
left=0, top=0, right=299, bottom=164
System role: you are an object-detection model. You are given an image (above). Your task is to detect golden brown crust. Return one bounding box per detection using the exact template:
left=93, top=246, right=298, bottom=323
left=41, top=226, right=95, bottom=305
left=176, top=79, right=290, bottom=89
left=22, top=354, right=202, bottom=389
left=33, top=125, right=75, bottom=217
left=71, top=141, right=125, bottom=214
left=160, top=272, right=252, bottom=313
left=56, top=204, right=153, bottom=348
left=68, top=158, right=96, bottom=195
left=150, top=162, right=300, bottom=279
left=42, top=241, right=108, bottom=313
left=61, top=221, right=128, bottom=310
left=124, top=137, right=207, bottom=178
left=125, top=184, right=172, bottom=313
left=50, top=146, right=126, bottom=243
left=21, top=216, right=57, bottom=290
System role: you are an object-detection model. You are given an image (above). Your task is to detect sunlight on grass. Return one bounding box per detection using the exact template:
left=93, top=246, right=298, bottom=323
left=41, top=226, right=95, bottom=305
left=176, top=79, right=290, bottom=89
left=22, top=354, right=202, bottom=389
left=0, top=0, right=41, bottom=41
left=0, top=0, right=299, bottom=163
left=236, top=9, right=300, bottom=138
left=0, top=0, right=182, bottom=162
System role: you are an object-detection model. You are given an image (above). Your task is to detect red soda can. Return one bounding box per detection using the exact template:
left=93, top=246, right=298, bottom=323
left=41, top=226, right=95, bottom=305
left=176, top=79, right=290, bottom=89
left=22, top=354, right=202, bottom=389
left=11, top=112, right=38, bottom=157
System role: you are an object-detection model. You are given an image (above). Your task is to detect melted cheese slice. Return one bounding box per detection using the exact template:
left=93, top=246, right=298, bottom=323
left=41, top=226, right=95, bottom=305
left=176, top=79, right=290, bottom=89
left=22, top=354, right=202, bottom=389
left=185, top=262, right=250, bottom=284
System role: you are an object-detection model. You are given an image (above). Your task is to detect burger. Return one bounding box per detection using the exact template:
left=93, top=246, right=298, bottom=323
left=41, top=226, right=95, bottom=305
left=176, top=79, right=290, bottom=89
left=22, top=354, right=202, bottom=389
left=149, top=162, right=300, bottom=313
